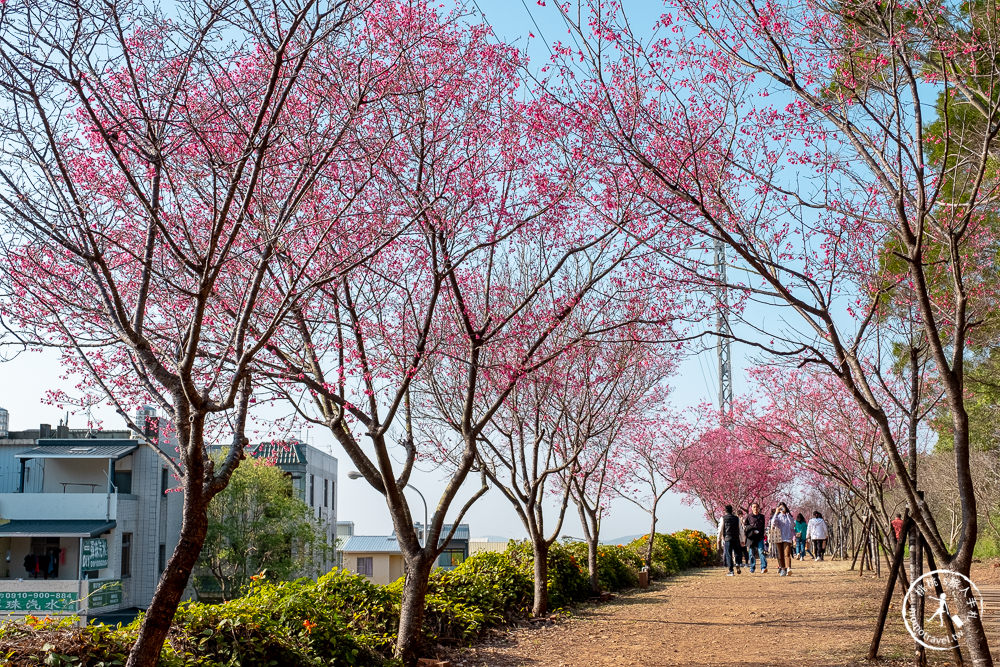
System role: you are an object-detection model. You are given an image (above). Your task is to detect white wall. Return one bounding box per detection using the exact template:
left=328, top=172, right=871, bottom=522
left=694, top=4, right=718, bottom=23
left=40, top=459, right=109, bottom=493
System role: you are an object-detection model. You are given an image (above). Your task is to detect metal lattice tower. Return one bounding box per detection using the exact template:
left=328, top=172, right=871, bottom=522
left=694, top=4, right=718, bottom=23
left=715, top=239, right=733, bottom=418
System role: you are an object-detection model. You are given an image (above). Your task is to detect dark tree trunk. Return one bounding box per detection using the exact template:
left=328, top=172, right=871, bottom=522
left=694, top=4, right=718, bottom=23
left=126, top=486, right=209, bottom=667
left=395, top=554, right=435, bottom=666
left=907, top=364, right=926, bottom=667
left=939, top=552, right=991, bottom=667
left=912, top=533, right=925, bottom=666
left=531, top=539, right=549, bottom=617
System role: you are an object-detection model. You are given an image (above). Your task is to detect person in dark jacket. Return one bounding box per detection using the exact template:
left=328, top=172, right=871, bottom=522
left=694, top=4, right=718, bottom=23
left=716, top=504, right=742, bottom=576
left=745, top=502, right=768, bottom=573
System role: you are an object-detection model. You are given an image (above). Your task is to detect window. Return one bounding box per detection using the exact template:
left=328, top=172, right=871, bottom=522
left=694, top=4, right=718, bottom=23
left=323, top=478, right=329, bottom=508
left=309, top=474, right=315, bottom=507
left=160, top=468, right=169, bottom=496
left=356, top=557, right=373, bottom=577
left=121, top=533, right=132, bottom=578
left=330, top=481, right=335, bottom=511
left=158, top=544, right=166, bottom=574
left=112, top=470, right=132, bottom=494
left=439, top=550, right=465, bottom=568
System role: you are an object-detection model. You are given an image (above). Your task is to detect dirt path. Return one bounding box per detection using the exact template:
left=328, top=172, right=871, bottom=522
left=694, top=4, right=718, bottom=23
left=445, top=559, right=1000, bottom=666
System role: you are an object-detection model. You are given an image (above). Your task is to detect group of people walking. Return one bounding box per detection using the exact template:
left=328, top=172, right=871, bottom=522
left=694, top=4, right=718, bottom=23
left=716, top=502, right=830, bottom=577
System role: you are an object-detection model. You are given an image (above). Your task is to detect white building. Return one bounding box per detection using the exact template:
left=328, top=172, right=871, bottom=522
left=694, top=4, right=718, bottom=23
left=0, top=412, right=182, bottom=622
left=0, top=414, right=340, bottom=620
left=244, top=440, right=339, bottom=577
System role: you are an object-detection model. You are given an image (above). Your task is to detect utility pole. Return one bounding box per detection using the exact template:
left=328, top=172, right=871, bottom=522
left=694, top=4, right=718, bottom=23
left=715, top=239, right=733, bottom=419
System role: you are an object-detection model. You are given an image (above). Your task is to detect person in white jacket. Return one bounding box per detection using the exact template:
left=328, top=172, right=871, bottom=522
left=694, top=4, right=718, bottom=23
left=806, top=511, right=829, bottom=561
left=769, top=502, right=796, bottom=576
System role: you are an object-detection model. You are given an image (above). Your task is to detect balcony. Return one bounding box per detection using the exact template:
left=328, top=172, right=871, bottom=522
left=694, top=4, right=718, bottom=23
left=0, top=493, right=117, bottom=521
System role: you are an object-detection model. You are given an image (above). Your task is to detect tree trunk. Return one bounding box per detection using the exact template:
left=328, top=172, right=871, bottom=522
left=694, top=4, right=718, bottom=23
left=908, top=378, right=926, bottom=667
left=126, top=489, right=209, bottom=667
left=912, top=533, right=925, bottom=667
left=959, top=614, right=992, bottom=667
left=586, top=534, right=599, bottom=595
left=644, top=503, right=658, bottom=570
left=395, top=554, right=434, bottom=666
left=938, top=553, right=992, bottom=667
left=531, top=539, right=549, bottom=617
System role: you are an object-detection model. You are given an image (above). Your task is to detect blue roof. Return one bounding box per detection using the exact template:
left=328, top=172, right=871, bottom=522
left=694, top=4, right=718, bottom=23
left=18, top=443, right=137, bottom=460
left=343, top=524, right=470, bottom=553
left=342, top=535, right=400, bottom=554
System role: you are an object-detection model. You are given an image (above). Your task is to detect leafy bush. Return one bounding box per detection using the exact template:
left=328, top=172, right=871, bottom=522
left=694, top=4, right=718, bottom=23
left=163, top=568, right=401, bottom=665
left=672, top=529, right=716, bottom=567
left=564, top=543, right=640, bottom=591
left=504, top=541, right=591, bottom=608
left=629, top=533, right=680, bottom=574
left=627, top=530, right=717, bottom=577
left=430, top=551, right=532, bottom=624
left=0, top=531, right=712, bottom=665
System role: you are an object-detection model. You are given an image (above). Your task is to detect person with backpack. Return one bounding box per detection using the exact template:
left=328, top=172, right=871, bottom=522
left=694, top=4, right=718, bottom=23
left=807, top=511, right=829, bottom=560
left=794, top=512, right=809, bottom=560
left=770, top=502, right=796, bottom=576
left=745, top=502, right=767, bottom=573
left=736, top=509, right=750, bottom=570
left=716, top=504, right=742, bottom=576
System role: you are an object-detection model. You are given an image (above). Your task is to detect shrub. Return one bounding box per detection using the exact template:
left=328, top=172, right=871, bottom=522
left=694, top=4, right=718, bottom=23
left=0, top=530, right=712, bottom=665
left=628, top=533, right=680, bottom=575
left=504, top=541, right=591, bottom=608
left=627, top=530, right=717, bottom=577
left=430, top=551, right=532, bottom=624
left=564, top=543, right=641, bottom=591
left=672, top=529, right=716, bottom=567
left=165, top=573, right=388, bottom=666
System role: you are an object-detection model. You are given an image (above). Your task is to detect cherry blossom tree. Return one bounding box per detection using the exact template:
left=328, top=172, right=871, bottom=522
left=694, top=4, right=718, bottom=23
left=738, top=367, right=908, bottom=567
left=0, top=1, right=394, bottom=664
left=676, top=415, right=796, bottom=521
left=611, top=409, right=698, bottom=569
left=565, top=341, right=677, bottom=594
left=549, top=0, right=1000, bottom=660
left=252, top=4, right=692, bottom=657
left=467, top=333, right=677, bottom=609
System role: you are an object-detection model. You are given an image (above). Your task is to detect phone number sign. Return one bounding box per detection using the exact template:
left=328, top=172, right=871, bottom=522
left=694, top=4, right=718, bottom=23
left=0, top=591, right=77, bottom=612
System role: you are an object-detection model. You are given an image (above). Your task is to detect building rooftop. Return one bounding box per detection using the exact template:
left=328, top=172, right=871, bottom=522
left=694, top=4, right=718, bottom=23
left=245, top=441, right=307, bottom=466
left=343, top=524, right=471, bottom=553
left=412, top=523, right=470, bottom=542
left=342, top=535, right=401, bottom=554
left=16, top=442, right=138, bottom=460
left=0, top=519, right=116, bottom=537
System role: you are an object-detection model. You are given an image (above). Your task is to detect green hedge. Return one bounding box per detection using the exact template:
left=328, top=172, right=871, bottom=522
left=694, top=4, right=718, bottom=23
left=504, top=540, right=592, bottom=609
left=0, top=532, right=715, bottom=666
left=563, top=542, right=642, bottom=591
left=627, top=529, right=716, bottom=578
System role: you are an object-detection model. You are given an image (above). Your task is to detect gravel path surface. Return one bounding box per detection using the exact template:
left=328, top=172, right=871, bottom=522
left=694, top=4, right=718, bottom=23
left=443, top=559, right=1000, bottom=666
